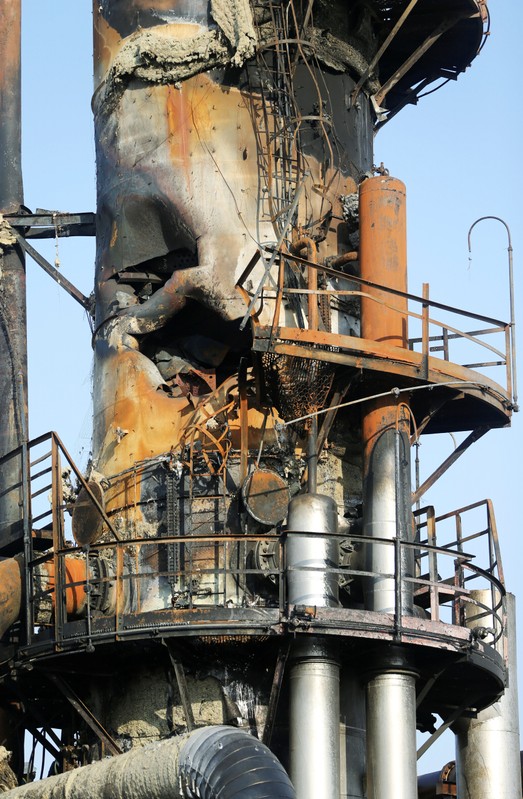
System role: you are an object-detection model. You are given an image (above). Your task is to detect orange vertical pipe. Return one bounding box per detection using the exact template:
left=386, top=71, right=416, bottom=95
left=359, top=176, right=408, bottom=348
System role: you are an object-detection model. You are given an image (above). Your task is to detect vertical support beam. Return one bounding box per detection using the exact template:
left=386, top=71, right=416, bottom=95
left=0, top=0, right=27, bottom=551
left=366, top=670, right=418, bottom=799
left=287, top=493, right=340, bottom=798
left=359, top=174, right=417, bottom=799
left=290, top=639, right=340, bottom=799
left=359, top=172, right=414, bottom=615
left=455, top=592, right=522, bottom=799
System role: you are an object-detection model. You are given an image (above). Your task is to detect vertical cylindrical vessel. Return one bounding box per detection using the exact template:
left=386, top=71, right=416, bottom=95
left=362, top=398, right=414, bottom=614
left=359, top=176, right=408, bottom=348
left=286, top=493, right=339, bottom=607
left=366, top=671, right=418, bottom=799
left=455, top=591, right=522, bottom=799
left=0, top=0, right=27, bottom=550
left=290, top=640, right=341, bottom=799
left=287, top=493, right=340, bottom=798
left=359, top=174, right=413, bottom=615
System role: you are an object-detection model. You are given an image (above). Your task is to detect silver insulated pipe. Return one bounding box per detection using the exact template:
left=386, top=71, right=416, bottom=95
left=455, top=591, right=522, bottom=799
left=362, top=400, right=414, bottom=615
left=286, top=492, right=341, bottom=799
left=0, top=725, right=295, bottom=799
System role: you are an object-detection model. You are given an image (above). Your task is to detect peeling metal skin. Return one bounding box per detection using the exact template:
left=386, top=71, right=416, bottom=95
left=91, top=0, right=374, bottom=535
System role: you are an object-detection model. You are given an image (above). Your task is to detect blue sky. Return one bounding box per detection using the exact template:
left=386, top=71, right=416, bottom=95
left=20, top=0, right=522, bottom=775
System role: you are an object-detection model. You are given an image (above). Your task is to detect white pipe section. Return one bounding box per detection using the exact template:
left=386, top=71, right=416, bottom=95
left=362, top=425, right=414, bottom=615
left=455, top=591, right=522, bottom=799
left=366, top=672, right=418, bottom=799
left=286, top=493, right=341, bottom=798
left=290, top=641, right=341, bottom=799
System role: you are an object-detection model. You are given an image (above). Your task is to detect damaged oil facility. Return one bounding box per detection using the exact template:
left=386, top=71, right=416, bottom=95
left=0, top=1, right=520, bottom=797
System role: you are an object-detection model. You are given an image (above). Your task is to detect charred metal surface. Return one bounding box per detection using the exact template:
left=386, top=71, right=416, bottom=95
left=3, top=0, right=517, bottom=792
left=0, top=0, right=27, bottom=553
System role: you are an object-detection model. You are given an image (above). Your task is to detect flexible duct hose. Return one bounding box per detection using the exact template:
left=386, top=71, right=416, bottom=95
left=179, top=726, right=295, bottom=798
left=0, top=725, right=295, bottom=799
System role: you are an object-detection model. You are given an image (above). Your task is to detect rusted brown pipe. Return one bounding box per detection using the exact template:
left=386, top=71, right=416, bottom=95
left=359, top=176, right=408, bottom=348
left=329, top=250, right=358, bottom=269
left=291, top=236, right=318, bottom=331
left=0, top=555, right=90, bottom=638
left=39, top=557, right=89, bottom=616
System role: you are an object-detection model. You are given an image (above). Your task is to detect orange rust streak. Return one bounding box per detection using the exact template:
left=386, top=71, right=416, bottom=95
left=92, top=5, right=122, bottom=85
left=362, top=396, right=410, bottom=482
left=166, top=86, right=191, bottom=185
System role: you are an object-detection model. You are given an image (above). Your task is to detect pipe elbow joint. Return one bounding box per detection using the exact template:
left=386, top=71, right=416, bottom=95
left=178, top=726, right=296, bottom=799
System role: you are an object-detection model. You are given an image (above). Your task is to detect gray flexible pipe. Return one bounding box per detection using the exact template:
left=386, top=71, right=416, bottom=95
left=178, top=726, right=295, bottom=798
left=0, top=725, right=295, bottom=799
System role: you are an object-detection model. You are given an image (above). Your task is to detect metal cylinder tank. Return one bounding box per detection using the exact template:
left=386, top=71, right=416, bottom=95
left=455, top=591, right=522, bottom=799
left=286, top=493, right=339, bottom=608
left=359, top=176, right=408, bottom=348
left=366, top=670, right=418, bottom=799
left=290, top=639, right=340, bottom=799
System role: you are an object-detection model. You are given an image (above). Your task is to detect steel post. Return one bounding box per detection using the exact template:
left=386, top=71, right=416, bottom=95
left=287, top=493, right=341, bottom=797
left=0, top=0, right=27, bottom=552
left=290, top=639, right=341, bottom=799
left=362, top=399, right=414, bottom=614
left=366, top=671, right=418, bottom=799
left=455, top=591, right=522, bottom=799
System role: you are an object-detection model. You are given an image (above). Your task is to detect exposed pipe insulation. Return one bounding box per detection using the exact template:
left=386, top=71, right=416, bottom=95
left=0, top=726, right=295, bottom=799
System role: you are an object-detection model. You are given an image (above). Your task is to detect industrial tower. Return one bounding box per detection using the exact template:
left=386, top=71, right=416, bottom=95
left=0, top=1, right=519, bottom=798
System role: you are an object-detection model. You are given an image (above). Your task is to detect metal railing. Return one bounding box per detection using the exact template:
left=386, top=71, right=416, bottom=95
left=239, top=252, right=517, bottom=408
left=6, top=432, right=505, bottom=655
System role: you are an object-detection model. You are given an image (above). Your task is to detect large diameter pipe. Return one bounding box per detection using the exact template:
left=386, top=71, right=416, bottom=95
left=359, top=176, right=408, bottom=348
left=290, top=640, right=340, bottom=799
left=366, top=671, right=418, bottom=799
left=455, top=592, right=522, bottom=799
left=286, top=493, right=339, bottom=608
left=0, top=0, right=27, bottom=551
left=362, top=398, right=414, bottom=614
left=287, top=494, right=341, bottom=798
left=0, top=725, right=295, bottom=798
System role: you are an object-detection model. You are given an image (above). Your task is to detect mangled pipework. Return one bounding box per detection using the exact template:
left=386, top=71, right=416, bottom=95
left=0, top=725, right=295, bottom=799
left=90, top=0, right=375, bottom=538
